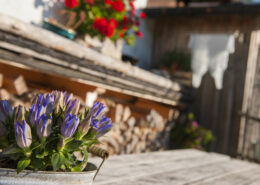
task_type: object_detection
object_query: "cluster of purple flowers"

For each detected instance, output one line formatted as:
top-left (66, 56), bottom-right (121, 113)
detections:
top-left (0, 91), bottom-right (112, 150)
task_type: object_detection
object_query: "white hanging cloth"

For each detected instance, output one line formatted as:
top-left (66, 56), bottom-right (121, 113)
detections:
top-left (189, 34), bottom-right (235, 89)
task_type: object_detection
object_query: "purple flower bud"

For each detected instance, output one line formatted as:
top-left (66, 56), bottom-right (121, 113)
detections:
top-left (0, 122), bottom-right (7, 137)
top-left (14, 105), bottom-right (26, 123)
top-left (77, 115), bottom-right (91, 136)
top-left (91, 116), bottom-right (112, 138)
top-left (65, 99), bottom-right (80, 116)
top-left (43, 94), bottom-right (53, 116)
top-left (37, 115), bottom-right (52, 139)
top-left (89, 101), bottom-right (106, 120)
top-left (15, 120), bottom-right (32, 149)
top-left (63, 92), bottom-right (73, 106)
top-left (29, 104), bottom-right (46, 127)
top-left (29, 104), bottom-right (37, 126)
top-left (32, 94), bottom-right (44, 105)
top-left (52, 91), bottom-right (64, 114)
top-left (61, 114), bottom-right (79, 139)
top-left (0, 100), bottom-right (13, 123)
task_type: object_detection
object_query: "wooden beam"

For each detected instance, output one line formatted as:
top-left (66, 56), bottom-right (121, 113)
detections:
top-left (0, 60), bottom-right (181, 110)
top-left (0, 13), bottom-right (181, 92)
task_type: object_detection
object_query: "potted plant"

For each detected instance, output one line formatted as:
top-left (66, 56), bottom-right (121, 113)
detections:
top-left (170, 113), bottom-right (214, 150)
top-left (160, 49), bottom-right (191, 76)
top-left (43, 0), bottom-right (145, 43)
top-left (42, 0), bottom-right (145, 59)
top-left (0, 91), bottom-right (112, 185)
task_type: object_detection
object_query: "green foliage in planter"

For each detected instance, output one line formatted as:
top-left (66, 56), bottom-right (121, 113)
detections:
top-left (0, 91), bottom-right (112, 173)
top-left (170, 113), bottom-right (214, 150)
top-left (160, 49), bottom-right (191, 71)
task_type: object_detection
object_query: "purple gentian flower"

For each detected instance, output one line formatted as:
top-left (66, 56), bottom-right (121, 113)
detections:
top-left (78, 115), bottom-right (91, 136)
top-left (65, 99), bottom-right (80, 116)
top-left (43, 94), bottom-right (53, 116)
top-left (52, 91), bottom-right (64, 114)
top-left (15, 120), bottom-right (32, 149)
top-left (92, 116), bottom-right (112, 138)
top-left (61, 114), bottom-right (79, 139)
top-left (29, 94), bottom-right (54, 127)
top-left (63, 92), bottom-right (73, 106)
top-left (37, 114), bottom-right (52, 139)
top-left (0, 100), bottom-right (13, 123)
top-left (14, 105), bottom-right (26, 124)
top-left (0, 122), bottom-right (7, 137)
top-left (29, 104), bottom-right (46, 127)
top-left (90, 101), bottom-right (106, 120)
top-left (32, 94), bottom-right (44, 105)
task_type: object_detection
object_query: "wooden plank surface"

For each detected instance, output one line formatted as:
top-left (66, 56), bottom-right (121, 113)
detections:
top-left (91, 150), bottom-right (260, 185)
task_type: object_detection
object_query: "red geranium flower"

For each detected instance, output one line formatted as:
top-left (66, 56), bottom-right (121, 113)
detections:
top-left (112, 0), bottom-right (125, 12)
top-left (105, 0), bottom-right (112, 5)
top-left (122, 26), bottom-right (128, 31)
top-left (109, 18), bottom-right (118, 28)
top-left (130, 2), bottom-right (135, 15)
top-left (105, 24), bottom-right (115, 38)
top-left (85, 0), bottom-right (94, 5)
top-left (65, 0), bottom-right (79, 9)
top-left (93, 17), bottom-right (115, 37)
top-left (93, 17), bottom-right (108, 35)
top-left (123, 16), bottom-right (128, 25)
top-left (119, 31), bottom-right (124, 38)
top-left (140, 12), bottom-right (146, 19)
top-left (136, 31), bottom-right (143, 38)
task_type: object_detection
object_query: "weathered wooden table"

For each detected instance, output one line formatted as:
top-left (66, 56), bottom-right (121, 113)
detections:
top-left (90, 149), bottom-right (260, 185)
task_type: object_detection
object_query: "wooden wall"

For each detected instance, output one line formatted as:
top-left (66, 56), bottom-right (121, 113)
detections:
top-left (152, 15), bottom-right (259, 67)
top-left (151, 14), bottom-right (260, 156)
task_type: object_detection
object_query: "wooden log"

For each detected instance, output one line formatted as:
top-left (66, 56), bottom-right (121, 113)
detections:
top-left (123, 106), bottom-right (131, 122)
top-left (0, 88), bottom-right (10, 100)
top-left (147, 132), bottom-right (157, 142)
top-left (115, 104), bottom-right (124, 123)
top-left (13, 75), bottom-right (28, 96)
top-left (127, 117), bottom-right (136, 128)
top-left (126, 136), bottom-right (139, 154)
top-left (133, 127), bottom-right (141, 137)
top-left (124, 128), bottom-right (133, 143)
top-left (119, 121), bottom-right (128, 132)
top-left (0, 73), bottom-right (3, 88)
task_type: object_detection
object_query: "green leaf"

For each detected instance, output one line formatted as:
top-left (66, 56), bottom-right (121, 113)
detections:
top-left (83, 139), bottom-right (100, 147)
top-left (71, 166), bottom-right (82, 172)
top-left (36, 152), bottom-right (46, 159)
top-left (2, 144), bottom-right (22, 155)
top-left (51, 152), bottom-right (65, 171)
top-left (82, 147), bottom-right (88, 163)
top-left (31, 158), bottom-right (45, 170)
top-left (64, 140), bottom-right (83, 152)
top-left (60, 164), bottom-right (66, 170)
top-left (82, 128), bottom-right (97, 140)
top-left (17, 158), bottom-right (31, 174)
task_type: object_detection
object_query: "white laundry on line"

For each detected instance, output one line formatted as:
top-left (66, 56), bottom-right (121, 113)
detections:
top-left (189, 34), bottom-right (235, 89)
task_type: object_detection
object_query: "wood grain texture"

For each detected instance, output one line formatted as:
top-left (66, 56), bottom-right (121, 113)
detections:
top-left (92, 150), bottom-right (260, 185)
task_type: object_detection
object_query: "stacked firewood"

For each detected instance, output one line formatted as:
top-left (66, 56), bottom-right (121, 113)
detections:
top-left (99, 103), bottom-right (179, 155)
top-left (0, 74), bottom-right (38, 107)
